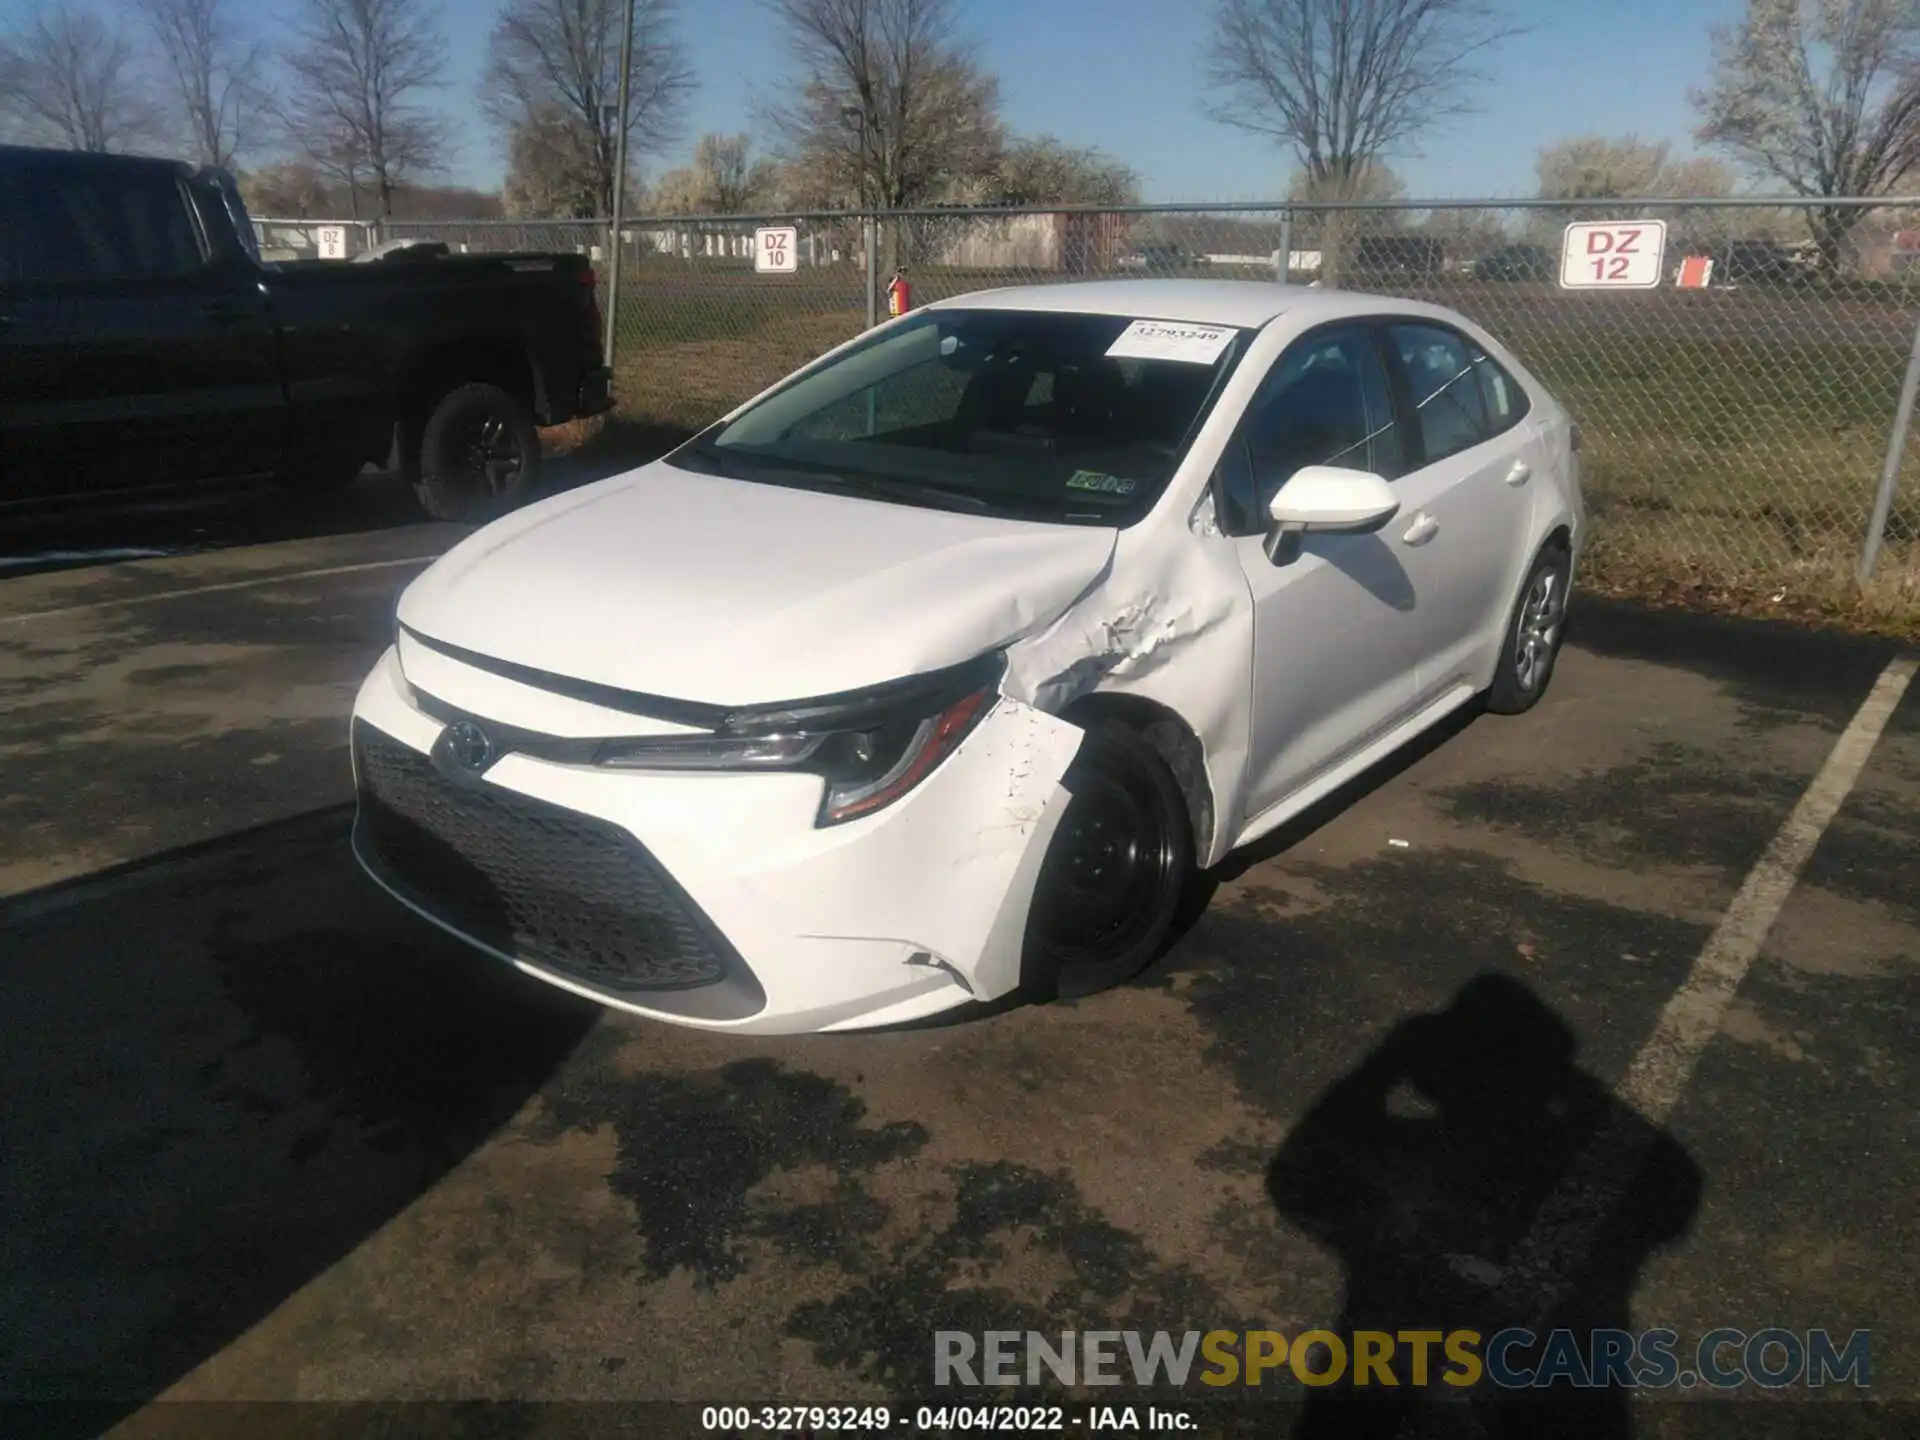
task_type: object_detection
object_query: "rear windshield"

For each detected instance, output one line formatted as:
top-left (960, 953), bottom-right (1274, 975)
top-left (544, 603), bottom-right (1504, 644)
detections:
top-left (672, 308), bottom-right (1249, 526)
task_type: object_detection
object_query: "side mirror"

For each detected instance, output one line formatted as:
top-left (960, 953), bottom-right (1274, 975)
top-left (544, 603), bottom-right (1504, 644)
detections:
top-left (1264, 465), bottom-right (1400, 563)
top-left (1268, 465), bottom-right (1400, 534)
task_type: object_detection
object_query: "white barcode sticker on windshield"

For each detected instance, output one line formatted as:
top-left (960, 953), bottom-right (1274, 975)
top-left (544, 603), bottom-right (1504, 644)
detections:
top-left (1105, 319), bottom-right (1237, 364)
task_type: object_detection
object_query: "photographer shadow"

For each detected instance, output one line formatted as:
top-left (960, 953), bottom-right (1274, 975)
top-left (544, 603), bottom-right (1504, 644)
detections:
top-left (1268, 973), bottom-right (1703, 1439)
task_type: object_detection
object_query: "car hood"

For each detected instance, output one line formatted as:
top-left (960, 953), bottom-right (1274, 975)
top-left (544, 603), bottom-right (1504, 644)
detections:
top-left (395, 460), bottom-right (1119, 709)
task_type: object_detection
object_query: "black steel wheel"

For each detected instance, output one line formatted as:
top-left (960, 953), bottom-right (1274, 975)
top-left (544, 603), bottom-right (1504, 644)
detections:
top-left (414, 382), bottom-right (540, 522)
top-left (1024, 722), bottom-right (1194, 1000)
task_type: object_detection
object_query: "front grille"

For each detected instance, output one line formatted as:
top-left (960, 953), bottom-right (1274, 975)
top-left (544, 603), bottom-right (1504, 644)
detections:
top-left (352, 721), bottom-right (739, 995)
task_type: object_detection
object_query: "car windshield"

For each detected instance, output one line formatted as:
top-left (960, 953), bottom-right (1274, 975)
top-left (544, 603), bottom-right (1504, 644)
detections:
top-left (673, 308), bottom-right (1249, 525)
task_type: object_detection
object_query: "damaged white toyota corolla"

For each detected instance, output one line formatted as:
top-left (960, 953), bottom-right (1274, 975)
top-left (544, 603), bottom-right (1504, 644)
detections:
top-left (350, 279), bottom-right (1584, 1033)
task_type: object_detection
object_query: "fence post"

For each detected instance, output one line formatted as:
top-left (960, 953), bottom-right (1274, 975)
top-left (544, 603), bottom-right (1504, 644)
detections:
top-left (1860, 309), bottom-right (1920, 583)
top-left (1276, 210), bottom-right (1292, 284)
top-left (863, 212), bottom-right (879, 327)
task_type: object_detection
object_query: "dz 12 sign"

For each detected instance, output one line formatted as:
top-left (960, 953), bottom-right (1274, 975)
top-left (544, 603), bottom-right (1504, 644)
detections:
top-left (1559, 221), bottom-right (1667, 289)
top-left (755, 226), bottom-right (798, 274)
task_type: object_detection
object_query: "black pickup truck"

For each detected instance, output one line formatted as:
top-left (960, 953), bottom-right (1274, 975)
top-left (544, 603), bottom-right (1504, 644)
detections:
top-left (0, 145), bottom-right (613, 521)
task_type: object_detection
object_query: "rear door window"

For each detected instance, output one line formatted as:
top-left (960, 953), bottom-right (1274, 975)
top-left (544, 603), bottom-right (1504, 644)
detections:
top-left (1387, 322), bottom-right (1503, 464)
top-left (18, 169), bottom-right (207, 284)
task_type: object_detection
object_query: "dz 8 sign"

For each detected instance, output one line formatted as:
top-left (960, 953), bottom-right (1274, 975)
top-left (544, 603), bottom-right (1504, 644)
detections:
top-left (1559, 221), bottom-right (1666, 289)
top-left (755, 226), bottom-right (798, 274)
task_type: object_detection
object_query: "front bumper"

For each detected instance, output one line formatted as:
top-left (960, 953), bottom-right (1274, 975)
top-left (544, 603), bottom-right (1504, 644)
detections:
top-left (348, 646), bottom-right (1083, 1034)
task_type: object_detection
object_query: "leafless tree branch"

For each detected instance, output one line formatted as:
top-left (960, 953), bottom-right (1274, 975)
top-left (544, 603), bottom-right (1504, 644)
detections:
top-left (1205, 0), bottom-right (1523, 195)
top-left (1693, 0), bottom-right (1920, 265)
top-left (757, 0), bottom-right (1004, 212)
top-left (0, 3), bottom-right (166, 153)
top-left (279, 0), bottom-right (451, 219)
top-left (131, 0), bottom-right (271, 168)
top-left (484, 0), bottom-right (694, 217)
top-left (651, 133), bottom-right (781, 213)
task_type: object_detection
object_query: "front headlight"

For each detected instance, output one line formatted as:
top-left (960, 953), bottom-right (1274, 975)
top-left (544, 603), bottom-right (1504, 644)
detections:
top-left (595, 653), bottom-right (1003, 827)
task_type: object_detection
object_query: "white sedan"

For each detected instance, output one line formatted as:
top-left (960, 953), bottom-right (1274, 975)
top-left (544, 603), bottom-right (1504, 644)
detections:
top-left (349, 279), bottom-right (1584, 1033)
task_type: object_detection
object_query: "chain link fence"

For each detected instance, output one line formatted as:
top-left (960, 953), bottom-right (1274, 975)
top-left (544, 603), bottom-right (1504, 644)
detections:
top-left (288, 199), bottom-right (1920, 613)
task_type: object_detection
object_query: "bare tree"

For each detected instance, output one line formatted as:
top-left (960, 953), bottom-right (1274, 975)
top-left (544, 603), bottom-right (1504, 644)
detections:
top-left (1287, 158), bottom-right (1406, 253)
top-left (1207, 0), bottom-right (1518, 279)
top-left (1532, 134), bottom-right (1742, 253)
top-left (760, 0), bottom-right (1005, 214)
top-left (483, 0), bottom-right (693, 218)
top-left (965, 135), bottom-right (1139, 206)
top-left (240, 158), bottom-right (329, 214)
top-left (1534, 135), bottom-right (1677, 202)
top-left (0, 3), bottom-right (164, 152)
top-left (280, 0), bottom-right (450, 219)
top-left (1206, 0), bottom-right (1520, 195)
top-left (500, 103), bottom-right (611, 217)
top-left (1694, 0), bottom-right (1920, 271)
top-left (131, 0), bottom-right (269, 168)
top-left (651, 132), bottom-right (780, 214)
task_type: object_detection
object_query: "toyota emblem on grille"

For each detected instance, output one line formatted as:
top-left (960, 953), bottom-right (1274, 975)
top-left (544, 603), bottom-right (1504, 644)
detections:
top-left (443, 720), bottom-right (495, 772)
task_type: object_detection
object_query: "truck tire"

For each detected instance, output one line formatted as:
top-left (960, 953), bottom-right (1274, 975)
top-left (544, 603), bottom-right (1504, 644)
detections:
top-left (414, 382), bottom-right (540, 522)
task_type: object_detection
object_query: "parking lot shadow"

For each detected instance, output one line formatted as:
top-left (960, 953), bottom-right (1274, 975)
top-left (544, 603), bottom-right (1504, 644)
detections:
top-left (1268, 973), bottom-right (1702, 1439)
top-left (0, 418), bottom-right (695, 577)
top-left (0, 806), bottom-right (599, 1433)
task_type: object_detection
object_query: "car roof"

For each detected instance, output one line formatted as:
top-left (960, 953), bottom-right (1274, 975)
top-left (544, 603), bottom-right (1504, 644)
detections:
top-left (924, 278), bottom-right (1438, 331)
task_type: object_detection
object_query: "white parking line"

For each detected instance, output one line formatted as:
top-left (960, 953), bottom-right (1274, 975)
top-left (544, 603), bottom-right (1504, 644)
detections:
top-left (1618, 652), bottom-right (1917, 1122)
top-left (1490, 653), bottom-right (1917, 1338)
top-left (0, 555), bottom-right (444, 626)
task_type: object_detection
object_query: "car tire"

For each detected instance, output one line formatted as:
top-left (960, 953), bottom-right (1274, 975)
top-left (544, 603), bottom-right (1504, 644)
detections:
top-left (1485, 541), bottom-right (1572, 715)
top-left (1023, 721), bottom-right (1195, 1001)
top-left (414, 382), bottom-right (540, 523)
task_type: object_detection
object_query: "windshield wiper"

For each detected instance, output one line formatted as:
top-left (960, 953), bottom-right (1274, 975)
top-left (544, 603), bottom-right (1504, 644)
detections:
top-left (754, 464), bottom-right (994, 513)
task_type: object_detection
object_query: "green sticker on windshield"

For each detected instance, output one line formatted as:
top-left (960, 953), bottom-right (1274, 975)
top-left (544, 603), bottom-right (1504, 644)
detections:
top-left (1066, 470), bottom-right (1137, 495)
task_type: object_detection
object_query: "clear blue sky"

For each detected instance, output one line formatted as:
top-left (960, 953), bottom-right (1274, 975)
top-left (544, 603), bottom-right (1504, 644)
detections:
top-left (6, 0), bottom-right (1744, 199)
top-left (451, 0), bottom-right (1743, 199)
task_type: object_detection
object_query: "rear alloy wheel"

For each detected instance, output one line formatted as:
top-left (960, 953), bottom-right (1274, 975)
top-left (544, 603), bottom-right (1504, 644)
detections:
top-left (1024, 722), bottom-right (1194, 1000)
top-left (414, 382), bottom-right (540, 522)
top-left (1486, 543), bottom-right (1572, 715)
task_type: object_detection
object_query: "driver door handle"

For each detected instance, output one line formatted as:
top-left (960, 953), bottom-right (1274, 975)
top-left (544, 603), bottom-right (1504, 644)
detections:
top-left (1506, 460), bottom-right (1532, 487)
top-left (1402, 512), bottom-right (1440, 546)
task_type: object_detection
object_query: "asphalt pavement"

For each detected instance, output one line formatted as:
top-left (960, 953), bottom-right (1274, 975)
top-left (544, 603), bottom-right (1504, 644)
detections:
top-left (1, 478), bottom-right (1916, 1439)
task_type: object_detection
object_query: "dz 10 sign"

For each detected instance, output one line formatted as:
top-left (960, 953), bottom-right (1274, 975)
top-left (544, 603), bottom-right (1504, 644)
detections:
top-left (755, 226), bottom-right (798, 274)
top-left (1559, 221), bottom-right (1666, 289)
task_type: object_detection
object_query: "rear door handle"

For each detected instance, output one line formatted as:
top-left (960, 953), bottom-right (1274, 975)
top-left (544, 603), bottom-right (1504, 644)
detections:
top-left (1402, 512), bottom-right (1440, 546)
top-left (1506, 460), bottom-right (1532, 487)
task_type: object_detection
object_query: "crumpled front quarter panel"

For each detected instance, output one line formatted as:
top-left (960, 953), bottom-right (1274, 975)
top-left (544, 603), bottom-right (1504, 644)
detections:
top-left (1001, 520), bottom-right (1257, 867)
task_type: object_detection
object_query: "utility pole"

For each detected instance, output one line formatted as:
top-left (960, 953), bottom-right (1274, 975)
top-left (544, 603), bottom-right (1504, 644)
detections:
top-left (602, 0), bottom-right (636, 368)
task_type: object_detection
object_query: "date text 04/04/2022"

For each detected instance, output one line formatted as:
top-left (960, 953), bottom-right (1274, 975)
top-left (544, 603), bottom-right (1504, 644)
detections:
top-left (700, 1403), bottom-right (1199, 1431)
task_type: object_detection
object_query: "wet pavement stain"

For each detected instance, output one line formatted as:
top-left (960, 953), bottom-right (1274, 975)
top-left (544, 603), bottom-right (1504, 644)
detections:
top-left (786, 1159), bottom-right (1252, 1408)
top-left (1797, 808), bottom-right (1920, 927)
top-left (533, 1058), bottom-right (928, 1288)
top-left (1435, 741), bottom-right (1803, 876)
top-left (1155, 847), bottom-right (1712, 1123)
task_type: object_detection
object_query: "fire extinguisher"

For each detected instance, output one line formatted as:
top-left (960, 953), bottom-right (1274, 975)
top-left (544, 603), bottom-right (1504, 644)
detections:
top-left (887, 270), bottom-right (912, 318)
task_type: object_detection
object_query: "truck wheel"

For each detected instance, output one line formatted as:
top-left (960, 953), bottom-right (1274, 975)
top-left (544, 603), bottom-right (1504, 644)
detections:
top-left (414, 383), bottom-right (540, 522)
